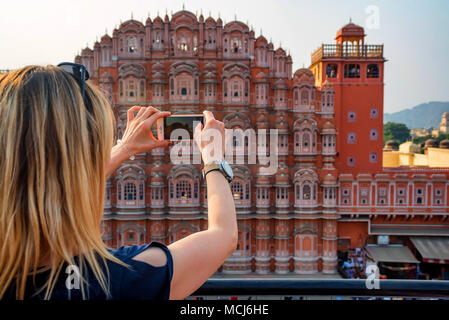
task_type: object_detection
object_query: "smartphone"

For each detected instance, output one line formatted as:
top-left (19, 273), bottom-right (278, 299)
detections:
top-left (157, 114), bottom-right (204, 141)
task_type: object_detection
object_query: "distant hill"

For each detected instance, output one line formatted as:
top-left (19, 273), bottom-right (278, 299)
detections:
top-left (384, 101), bottom-right (449, 129)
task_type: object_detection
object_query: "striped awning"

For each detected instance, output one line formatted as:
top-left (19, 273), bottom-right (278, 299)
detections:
top-left (410, 237), bottom-right (449, 264)
top-left (365, 245), bottom-right (419, 264)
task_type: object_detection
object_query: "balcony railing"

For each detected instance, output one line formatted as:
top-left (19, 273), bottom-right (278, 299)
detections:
top-left (311, 44), bottom-right (384, 64)
top-left (192, 279), bottom-right (449, 299)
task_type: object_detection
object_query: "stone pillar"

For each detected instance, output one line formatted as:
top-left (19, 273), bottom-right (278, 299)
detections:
top-left (322, 219), bottom-right (338, 274)
top-left (274, 219), bottom-right (290, 274)
top-left (255, 219), bottom-right (270, 274)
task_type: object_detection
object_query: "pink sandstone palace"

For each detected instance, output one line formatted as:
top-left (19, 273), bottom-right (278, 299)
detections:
top-left (74, 10), bottom-right (449, 277)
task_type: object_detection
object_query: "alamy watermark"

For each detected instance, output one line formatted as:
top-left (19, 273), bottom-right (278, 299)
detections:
top-left (365, 5), bottom-right (380, 30)
top-left (66, 265), bottom-right (80, 290)
top-left (365, 264), bottom-right (380, 290)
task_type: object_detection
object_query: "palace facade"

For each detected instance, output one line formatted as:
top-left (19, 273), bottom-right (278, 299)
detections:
top-left (75, 10), bottom-right (449, 276)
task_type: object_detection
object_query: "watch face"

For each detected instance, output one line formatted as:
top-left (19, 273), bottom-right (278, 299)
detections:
top-left (220, 161), bottom-right (233, 180)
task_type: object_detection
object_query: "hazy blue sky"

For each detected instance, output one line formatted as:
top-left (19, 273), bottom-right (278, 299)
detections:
top-left (1, 0), bottom-right (448, 113)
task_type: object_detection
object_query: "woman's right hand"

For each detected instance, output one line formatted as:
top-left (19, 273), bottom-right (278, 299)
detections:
top-left (194, 111), bottom-right (226, 164)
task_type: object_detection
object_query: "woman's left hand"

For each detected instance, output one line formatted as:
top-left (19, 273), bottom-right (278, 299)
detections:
top-left (120, 106), bottom-right (171, 155)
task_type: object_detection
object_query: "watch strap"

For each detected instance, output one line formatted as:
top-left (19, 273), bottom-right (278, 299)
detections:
top-left (202, 162), bottom-right (231, 182)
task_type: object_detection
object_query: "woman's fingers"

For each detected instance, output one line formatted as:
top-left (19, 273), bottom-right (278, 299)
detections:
top-left (145, 111), bottom-right (171, 128)
top-left (152, 140), bottom-right (171, 148)
top-left (203, 110), bottom-right (215, 123)
top-left (127, 106), bottom-right (141, 124)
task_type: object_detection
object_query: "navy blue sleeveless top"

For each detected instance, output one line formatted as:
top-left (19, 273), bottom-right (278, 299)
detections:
top-left (4, 241), bottom-right (173, 300)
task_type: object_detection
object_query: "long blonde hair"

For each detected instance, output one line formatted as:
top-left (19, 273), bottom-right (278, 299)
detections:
top-left (0, 65), bottom-right (124, 299)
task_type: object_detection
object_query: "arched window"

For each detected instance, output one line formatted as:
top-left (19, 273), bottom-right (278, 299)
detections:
top-left (233, 80), bottom-right (239, 97)
top-left (117, 183), bottom-right (122, 201)
top-left (231, 181), bottom-right (243, 200)
top-left (124, 183), bottom-right (137, 200)
top-left (176, 180), bottom-right (192, 199)
top-left (140, 80), bottom-right (145, 98)
top-left (302, 132), bottom-right (310, 148)
top-left (119, 80), bottom-right (123, 97)
top-left (223, 80), bottom-right (228, 97)
top-left (127, 36), bottom-right (138, 53)
top-left (139, 183), bottom-right (144, 201)
top-left (303, 184), bottom-right (311, 200)
top-left (300, 89), bottom-right (309, 106)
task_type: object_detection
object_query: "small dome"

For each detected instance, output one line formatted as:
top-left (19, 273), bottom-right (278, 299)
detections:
top-left (293, 68), bottom-right (315, 84)
top-left (424, 139), bottom-right (438, 148)
top-left (294, 68), bottom-right (313, 78)
top-left (153, 16), bottom-right (163, 24)
top-left (255, 35), bottom-right (268, 46)
top-left (336, 21), bottom-right (365, 39)
top-left (205, 16), bottom-right (216, 25)
top-left (384, 140), bottom-right (399, 151)
top-left (100, 34), bottom-right (112, 43)
top-left (439, 139), bottom-right (449, 149)
top-left (275, 47), bottom-right (286, 56)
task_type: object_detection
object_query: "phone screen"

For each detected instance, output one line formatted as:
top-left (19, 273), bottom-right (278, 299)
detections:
top-left (162, 115), bottom-right (204, 141)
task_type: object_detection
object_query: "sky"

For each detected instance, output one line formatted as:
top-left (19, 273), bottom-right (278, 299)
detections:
top-left (0, 0), bottom-right (448, 113)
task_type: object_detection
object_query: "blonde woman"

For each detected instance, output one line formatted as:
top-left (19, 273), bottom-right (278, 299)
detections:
top-left (0, 65), bottom-right (237, 300)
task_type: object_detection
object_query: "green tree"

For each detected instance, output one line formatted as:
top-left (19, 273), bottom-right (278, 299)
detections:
top-left (383, 122), bottom-right (410, 144)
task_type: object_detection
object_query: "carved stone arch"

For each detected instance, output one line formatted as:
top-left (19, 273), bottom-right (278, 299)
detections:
top-left (117, 222), bottom-right (146, 234)
top-left (168, 222), bottom-right (200, 234)
top-left (293, 222), bottom-right (318, 235)
top-left (118, 20), bottom-right (145, 34)
top-left (168, 164), bottom-right (201, 180)
top-left (293, 168), bottom-right (319, 183)
top-left (116, 164), bottom-right (147, 182)
top-left (223, 112), bottom-right (252, 130)
top-left (171, 10), bottom-right (198, 26)
top-left (169, 61), bottom-right (200, 76)
top-left (150, 62), bottom-right (167, 84)
top-left (293, 68), bottom-right (315, 86)
top-left (293, 118), bottom-right (318, 131)
top-left (223, 21), bottom-right (249, 33)
top-left (168, 222), bottom-right (200, 242)
top-left (222, 63), bottom-right (251, 79)
top-left (118, 63), bottom-right (147, 79)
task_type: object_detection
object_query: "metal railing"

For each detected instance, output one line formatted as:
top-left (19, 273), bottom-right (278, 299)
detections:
top-left (192, 279), bottom-right (449, 299)
top-left (311, 44), bottom-right (384, 64)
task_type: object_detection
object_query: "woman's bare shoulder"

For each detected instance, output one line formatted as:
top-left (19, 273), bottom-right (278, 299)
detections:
top-left (132, 246), bottom-right (168, 267)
